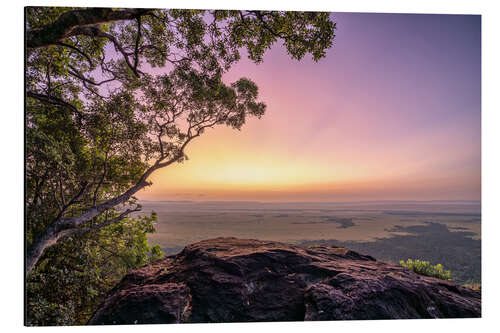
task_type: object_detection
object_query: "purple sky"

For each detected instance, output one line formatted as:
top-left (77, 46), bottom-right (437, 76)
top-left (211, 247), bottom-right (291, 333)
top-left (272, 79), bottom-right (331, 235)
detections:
top-left (140, 12), bottom-right (481, 202)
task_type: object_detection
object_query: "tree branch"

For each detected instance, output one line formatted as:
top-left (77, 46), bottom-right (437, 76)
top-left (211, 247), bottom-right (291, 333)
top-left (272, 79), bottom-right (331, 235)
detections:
top-left (27, 91), bottom-right (82, 118)
top-left (93, 152), bottom-right (108, 206)
top-left (54, 181), bottom-right (89, 221)
top-left (69, 26), bottom-right (140, 77)
top-left (26, 205), bottom-right (140, 275)
top-left (55, 42), bottom-right (93, 66)
top-left (26, 8), bottom-right (152, 48)
top-left (59, 205), bottom-right (141, 239)
top-left (133, 17), bottom-right (142, 72)
top-left (26, 143), bottom-right (188, 275)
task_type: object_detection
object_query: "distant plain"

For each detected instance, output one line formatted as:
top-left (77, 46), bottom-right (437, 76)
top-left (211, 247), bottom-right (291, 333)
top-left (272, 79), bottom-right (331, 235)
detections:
top-left (136, 200), bottom-right (481, 283)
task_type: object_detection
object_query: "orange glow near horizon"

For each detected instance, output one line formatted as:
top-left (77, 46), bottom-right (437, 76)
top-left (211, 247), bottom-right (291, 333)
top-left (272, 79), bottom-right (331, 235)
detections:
top-left (137, 13), bottom-right (480, 202)
top-left (137, 115), bottom-right (480, 202)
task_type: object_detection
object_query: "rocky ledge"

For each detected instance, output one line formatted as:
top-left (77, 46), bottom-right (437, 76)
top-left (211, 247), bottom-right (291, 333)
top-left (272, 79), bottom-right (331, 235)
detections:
top-left (89, 237), bottom-right (481, 324)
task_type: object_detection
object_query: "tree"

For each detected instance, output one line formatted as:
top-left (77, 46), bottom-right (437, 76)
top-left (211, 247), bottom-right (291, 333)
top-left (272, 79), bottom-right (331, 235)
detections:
top-left (26, 213), bottom-right (164, 325)
top-left (25, 7), bottom-right (336, 276)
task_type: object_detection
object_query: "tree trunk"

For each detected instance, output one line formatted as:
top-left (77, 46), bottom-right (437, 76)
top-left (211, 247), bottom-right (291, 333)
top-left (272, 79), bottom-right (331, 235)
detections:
top-left (26, 224), bottom-right (60, 274)
top-left (25, 165), bottom-right (155, 275)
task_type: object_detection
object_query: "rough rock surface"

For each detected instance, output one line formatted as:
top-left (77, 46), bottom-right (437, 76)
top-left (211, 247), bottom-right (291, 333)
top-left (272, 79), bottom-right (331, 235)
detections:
top-left (89, 237), bottom-right (481, 324)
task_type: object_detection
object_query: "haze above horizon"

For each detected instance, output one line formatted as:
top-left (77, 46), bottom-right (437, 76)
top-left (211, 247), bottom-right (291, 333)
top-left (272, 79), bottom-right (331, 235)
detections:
top-left (138, 12), bottom-right (481, 203)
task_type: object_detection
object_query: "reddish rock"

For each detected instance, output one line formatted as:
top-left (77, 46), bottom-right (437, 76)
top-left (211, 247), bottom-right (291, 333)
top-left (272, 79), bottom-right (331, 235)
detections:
top-left (89, 237), bottom-right (481, 324)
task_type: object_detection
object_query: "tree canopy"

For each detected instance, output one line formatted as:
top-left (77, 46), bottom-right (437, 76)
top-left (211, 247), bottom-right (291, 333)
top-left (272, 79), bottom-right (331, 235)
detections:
top-left (25, 7), bottom-right (336, 325)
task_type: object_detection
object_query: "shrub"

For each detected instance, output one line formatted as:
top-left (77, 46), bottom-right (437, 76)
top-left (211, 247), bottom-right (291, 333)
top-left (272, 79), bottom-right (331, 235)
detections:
top-left (400, 259), bottom-right (452, 281)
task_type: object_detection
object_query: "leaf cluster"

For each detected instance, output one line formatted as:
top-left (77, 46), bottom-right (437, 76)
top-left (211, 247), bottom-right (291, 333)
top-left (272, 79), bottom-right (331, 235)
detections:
top-left (400, 258), bottom-right (452, 281)
top-left (26, 212), bottom-right (163, 326)
top-left (25, 7), bottom-right (336, 325)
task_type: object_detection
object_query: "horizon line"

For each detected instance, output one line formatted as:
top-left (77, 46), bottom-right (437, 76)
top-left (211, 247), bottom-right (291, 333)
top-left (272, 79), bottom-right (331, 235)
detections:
top-left (136, 199), bottom-right (481, 204)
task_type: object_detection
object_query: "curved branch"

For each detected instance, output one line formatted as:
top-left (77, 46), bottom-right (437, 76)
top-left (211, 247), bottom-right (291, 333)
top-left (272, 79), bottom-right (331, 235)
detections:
top-left (26, 205), bottom-right (140, 275)
top-left (26, 8), bottom-right (152, 48)
top-left (25, 148), bottom-right (186, 275)
top-left (27, 91), bottom-right (82, 118)
top-left (69, 26), bottom-right (140, 77)
top-left (59, 205), bottom-right (141, 239)
top-left (248, 11), bottom-right (287, 39)
top-left (55, 42), bottom-right (93, 65)
top-left (54, 181), bottom-right (89, 221)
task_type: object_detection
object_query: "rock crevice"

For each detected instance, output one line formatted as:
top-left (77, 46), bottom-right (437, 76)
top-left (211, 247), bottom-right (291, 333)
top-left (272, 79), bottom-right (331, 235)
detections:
top-left (89, 237), bottom-right (481, 324)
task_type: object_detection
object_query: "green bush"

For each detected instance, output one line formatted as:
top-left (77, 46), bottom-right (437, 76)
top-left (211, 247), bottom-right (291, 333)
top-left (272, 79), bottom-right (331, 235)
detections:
top-left (400, 259), bottom-right (452, 281)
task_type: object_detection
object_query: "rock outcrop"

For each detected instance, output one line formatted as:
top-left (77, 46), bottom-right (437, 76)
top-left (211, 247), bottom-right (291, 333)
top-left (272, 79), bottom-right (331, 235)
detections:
top-left (89, 237), bottom-right (481, 324)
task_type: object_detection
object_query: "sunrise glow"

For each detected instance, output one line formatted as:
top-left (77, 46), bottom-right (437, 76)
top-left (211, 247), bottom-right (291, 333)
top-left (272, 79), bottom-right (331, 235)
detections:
top-left (138, 13), bottom-right (480, 202)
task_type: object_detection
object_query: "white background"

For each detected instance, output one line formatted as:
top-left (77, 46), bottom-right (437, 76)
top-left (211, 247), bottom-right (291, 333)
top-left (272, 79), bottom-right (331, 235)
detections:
top-left (2, 0), bottom-right (498, 332)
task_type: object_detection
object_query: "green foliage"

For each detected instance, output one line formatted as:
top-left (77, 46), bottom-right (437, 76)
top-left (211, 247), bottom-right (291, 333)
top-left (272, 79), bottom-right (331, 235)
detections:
top-left (400, 259), bottom-right (452, 281)
top-left (306, 222), bottom-right (480, 284)
top-left (25, 7), bottom-right (335, 325)
top-left (26, 213), bottom-right (163, 326)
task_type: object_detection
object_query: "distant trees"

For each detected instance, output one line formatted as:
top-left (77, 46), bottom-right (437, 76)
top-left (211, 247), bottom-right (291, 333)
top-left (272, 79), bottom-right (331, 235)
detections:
top-left (25, 7), bottom-right (335, 324)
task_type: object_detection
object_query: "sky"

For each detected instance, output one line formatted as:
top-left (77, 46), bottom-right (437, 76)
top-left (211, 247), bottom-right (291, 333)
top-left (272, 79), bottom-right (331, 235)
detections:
top-left (138, 12), bottom-right (481, 202)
